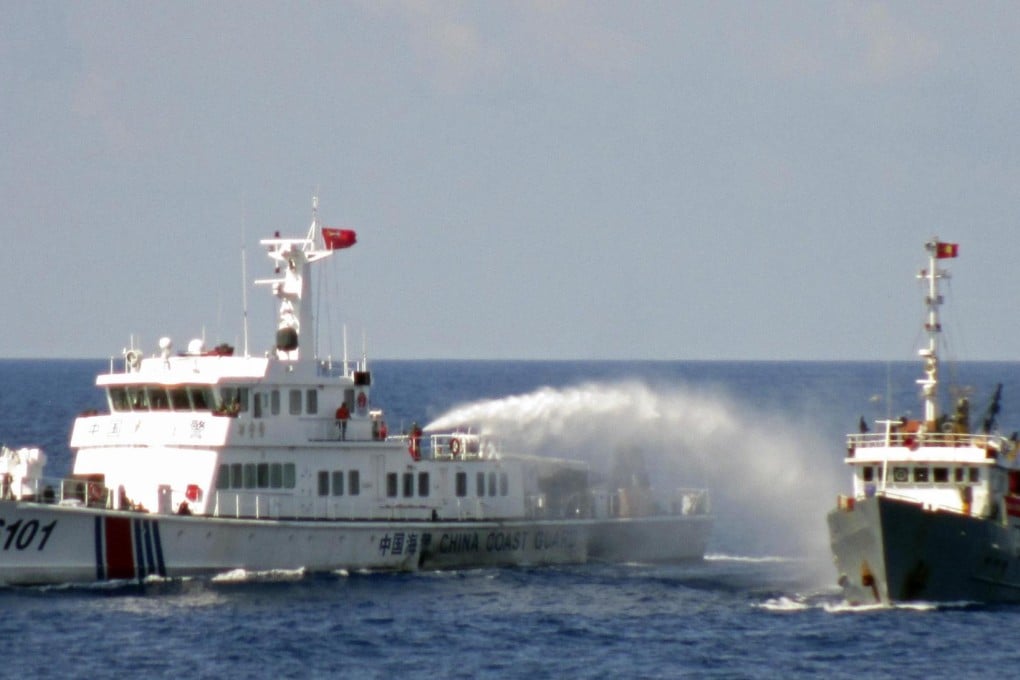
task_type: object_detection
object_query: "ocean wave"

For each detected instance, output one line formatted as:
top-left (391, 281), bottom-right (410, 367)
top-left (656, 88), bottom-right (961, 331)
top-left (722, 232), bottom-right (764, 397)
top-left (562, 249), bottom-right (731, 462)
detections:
top-left (210, 567), bottom-right (306, 583)
top-left (704, 553), bottom-right (796, 563)
top-left (757, 593), bottom-right (976, 613)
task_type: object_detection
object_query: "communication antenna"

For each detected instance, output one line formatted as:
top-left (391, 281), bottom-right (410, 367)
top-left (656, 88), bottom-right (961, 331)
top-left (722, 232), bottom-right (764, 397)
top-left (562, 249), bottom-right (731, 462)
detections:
top-left (362, 329), bottom-right (368, 372)
top-left (343, 324), bottom-right (349, 377)
top-left (241, 200), bottom-right (250, 357)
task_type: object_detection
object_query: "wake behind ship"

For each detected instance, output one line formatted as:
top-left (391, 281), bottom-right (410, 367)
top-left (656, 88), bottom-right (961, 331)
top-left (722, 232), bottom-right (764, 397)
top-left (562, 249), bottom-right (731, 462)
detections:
top-left (0, 198), bottom-right (710, 586)
top-left (829, 239), bottom-right (1020, 604)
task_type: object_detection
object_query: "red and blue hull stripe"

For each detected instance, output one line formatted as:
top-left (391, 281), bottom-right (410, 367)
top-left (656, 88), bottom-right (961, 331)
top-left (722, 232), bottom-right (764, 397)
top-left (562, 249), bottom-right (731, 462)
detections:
top-left (94, 515), bottom-right (166, 581)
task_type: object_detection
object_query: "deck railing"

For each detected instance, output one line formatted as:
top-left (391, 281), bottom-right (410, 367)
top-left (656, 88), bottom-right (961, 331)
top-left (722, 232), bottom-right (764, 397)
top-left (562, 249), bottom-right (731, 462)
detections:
top-left (847, 431), bottom-right (1011, 452)
top-left (2, 476), bottom-right (113, 508)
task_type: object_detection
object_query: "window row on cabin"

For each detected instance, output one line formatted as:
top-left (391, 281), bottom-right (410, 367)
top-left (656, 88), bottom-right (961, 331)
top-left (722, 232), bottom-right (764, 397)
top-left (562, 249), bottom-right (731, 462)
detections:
top-left (379, 470), bottom-right (509, 499)
top-left (316, 469), bottom-right (362, 497)
top-left (454, 471), bottom-right (510, 498)
top-left (861, 465), bottom-right (981, 484)
top-left (385, 472), bottom-right (431, 498)
top-left (108, 385), bottom-right (326, 417)
top-left (215, 462), bottom-right (297, 490)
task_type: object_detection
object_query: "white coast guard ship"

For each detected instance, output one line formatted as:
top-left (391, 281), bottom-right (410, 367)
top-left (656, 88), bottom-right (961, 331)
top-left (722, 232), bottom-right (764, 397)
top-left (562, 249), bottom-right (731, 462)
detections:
top-left (0, 200), bottom-right (710, 586)
top-left (829, 239), bottom-right (1020, 604)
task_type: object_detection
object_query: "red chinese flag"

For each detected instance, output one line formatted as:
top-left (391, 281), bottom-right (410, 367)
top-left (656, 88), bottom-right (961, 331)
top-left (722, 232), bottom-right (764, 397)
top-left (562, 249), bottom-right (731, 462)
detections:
top-left (322, 228), bottom-right (357, 250)
top-left (936, 242), bottom-right (959, 259)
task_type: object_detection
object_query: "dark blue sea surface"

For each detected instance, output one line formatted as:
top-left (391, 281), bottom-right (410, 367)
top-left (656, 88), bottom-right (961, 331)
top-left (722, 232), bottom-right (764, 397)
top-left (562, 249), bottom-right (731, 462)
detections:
top-left (2, 359), bottom-right (1019, 678)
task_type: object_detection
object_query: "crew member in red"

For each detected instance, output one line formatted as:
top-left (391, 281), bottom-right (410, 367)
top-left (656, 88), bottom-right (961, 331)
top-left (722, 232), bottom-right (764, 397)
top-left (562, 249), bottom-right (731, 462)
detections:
top-left (336, 402), bottom-right (350, 440)
top-left (409, 422), bottom-right (422, 460)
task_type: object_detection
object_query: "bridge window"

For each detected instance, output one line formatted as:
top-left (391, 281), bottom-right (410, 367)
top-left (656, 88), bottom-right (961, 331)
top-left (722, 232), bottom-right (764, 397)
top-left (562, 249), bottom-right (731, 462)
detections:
top-left (289, 390), bottom-right (302, 415)
top-left (109, 387), bottom-right (129, 411)
top-left (403, 473), bottom-right (414, 498)
top-left (387, 472), bottom-right (398, 497)
top-left (456, 472), bottom-right (467, 497)
top-left (500, 472), bottom-right (508, 496)
top-left (348, 470), bottom-right (360, 496)
top-left (476, 472), bottom-right (485, 497)
top-left (933, 467), bottom-right (949, 483)
top-left (170, 387), bottom-right (191, 410)
top-left (913, 467), bottom-right (929, 483)
top-left (418, 472), bottom-right (429, 497)
top-left (488, 472), bottom-right (497, 496)
top-left (190, 387), bottom-right (214, 411)
top-left (318, 471), bottom-right (329, 496)
top-left (127, 386), bottom-right (149, 410)
top-left (148, 387), bottom-right (170, 410)
top-left (110, 384), bottom-right (238, 412)
top-left (892, 467), bottom-right (908, 483)
top-left (332, 471), bottom-right (344, 496)
top-left (216, 464), bottom-right (229, 490)
top-left (219, 387), bottom-right (248, 414)
top-left (862, 466), bottom-right (874, 482)
top-left (969, 468), bottom-right (980, 483)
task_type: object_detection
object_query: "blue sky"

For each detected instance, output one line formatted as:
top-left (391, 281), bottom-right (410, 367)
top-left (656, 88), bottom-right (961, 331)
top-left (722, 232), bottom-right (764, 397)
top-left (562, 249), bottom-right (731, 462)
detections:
top-left (2, 2), bottom-right (1018, 360)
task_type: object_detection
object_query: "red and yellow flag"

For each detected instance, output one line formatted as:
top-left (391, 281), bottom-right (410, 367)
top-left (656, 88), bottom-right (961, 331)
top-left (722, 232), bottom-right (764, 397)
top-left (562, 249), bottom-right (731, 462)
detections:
top-left (935, 242), bottom-right (959, 259)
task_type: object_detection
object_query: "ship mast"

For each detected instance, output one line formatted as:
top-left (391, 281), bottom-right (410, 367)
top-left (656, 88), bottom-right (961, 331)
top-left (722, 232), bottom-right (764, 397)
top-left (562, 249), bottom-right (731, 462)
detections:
top-left (255, 196), bottom-right (334, 361)
top-left (917, 238), bottom-right (952, 427)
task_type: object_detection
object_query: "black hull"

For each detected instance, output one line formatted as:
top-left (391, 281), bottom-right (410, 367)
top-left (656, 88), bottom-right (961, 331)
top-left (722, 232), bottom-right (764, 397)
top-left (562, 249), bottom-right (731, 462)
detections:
top-left (828, 495), bottom-right (1020, 604)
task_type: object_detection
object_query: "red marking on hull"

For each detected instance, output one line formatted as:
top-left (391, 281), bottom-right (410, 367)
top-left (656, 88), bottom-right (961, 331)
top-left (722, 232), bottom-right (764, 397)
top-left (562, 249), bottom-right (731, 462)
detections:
top-left (104, 516), bottom-right (135, 580)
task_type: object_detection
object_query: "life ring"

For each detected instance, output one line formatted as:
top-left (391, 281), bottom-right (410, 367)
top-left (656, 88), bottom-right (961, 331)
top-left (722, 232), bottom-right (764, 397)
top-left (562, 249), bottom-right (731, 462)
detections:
top-left (449, 438), bottom-right (461, 456)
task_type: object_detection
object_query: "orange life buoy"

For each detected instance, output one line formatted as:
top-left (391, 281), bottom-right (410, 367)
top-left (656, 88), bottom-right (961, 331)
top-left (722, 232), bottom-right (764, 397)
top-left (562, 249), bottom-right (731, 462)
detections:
top-left (450, 438), bottom-right (461, 456)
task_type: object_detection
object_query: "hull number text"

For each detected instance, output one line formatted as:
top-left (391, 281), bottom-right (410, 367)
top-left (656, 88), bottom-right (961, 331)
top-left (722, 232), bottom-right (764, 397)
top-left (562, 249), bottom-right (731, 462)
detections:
top-left (0, 518), bottom-right (58, 551)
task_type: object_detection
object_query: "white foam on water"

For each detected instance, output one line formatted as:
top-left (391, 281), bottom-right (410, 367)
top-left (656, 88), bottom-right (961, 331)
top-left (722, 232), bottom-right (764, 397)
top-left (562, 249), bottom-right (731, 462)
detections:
top-left (704, 553), bottom-right (794, 564)
top-left (211, 566), bottom-right (306, 583)
top-left (757, 595), bottom-right (813, 612)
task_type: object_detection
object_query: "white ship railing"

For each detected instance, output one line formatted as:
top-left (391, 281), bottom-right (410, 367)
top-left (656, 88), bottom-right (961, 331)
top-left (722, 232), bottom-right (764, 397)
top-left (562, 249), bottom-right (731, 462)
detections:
top-left (847, 431), bottom-right (1012, 451)
top-left (3, 476), bottom-right (113, 508)
top-left (385, 433), bottom-right (502, 461)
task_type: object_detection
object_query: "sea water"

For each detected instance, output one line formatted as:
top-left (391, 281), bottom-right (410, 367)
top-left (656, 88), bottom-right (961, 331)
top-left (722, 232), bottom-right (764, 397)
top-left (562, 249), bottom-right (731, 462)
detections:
top-left (1, 359), bottom-right (1018, 678)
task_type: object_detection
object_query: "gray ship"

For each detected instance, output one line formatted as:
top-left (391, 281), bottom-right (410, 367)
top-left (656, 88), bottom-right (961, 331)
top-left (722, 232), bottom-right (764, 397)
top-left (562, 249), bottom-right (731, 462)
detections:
top-left (828, 239), bottom-right (1020, 604)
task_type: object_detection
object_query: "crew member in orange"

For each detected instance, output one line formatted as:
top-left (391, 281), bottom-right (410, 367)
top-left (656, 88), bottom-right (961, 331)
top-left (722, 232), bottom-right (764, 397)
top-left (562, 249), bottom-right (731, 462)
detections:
top-left (336, 402), bottom-right (350, 440)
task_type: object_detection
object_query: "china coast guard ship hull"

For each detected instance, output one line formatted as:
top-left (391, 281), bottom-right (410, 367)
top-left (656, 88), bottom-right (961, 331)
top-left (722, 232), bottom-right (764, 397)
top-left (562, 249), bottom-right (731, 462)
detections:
top-left (828, 239), bottom-right (1020, 604)
top-left (0, 200), bottom-right (710, 586)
